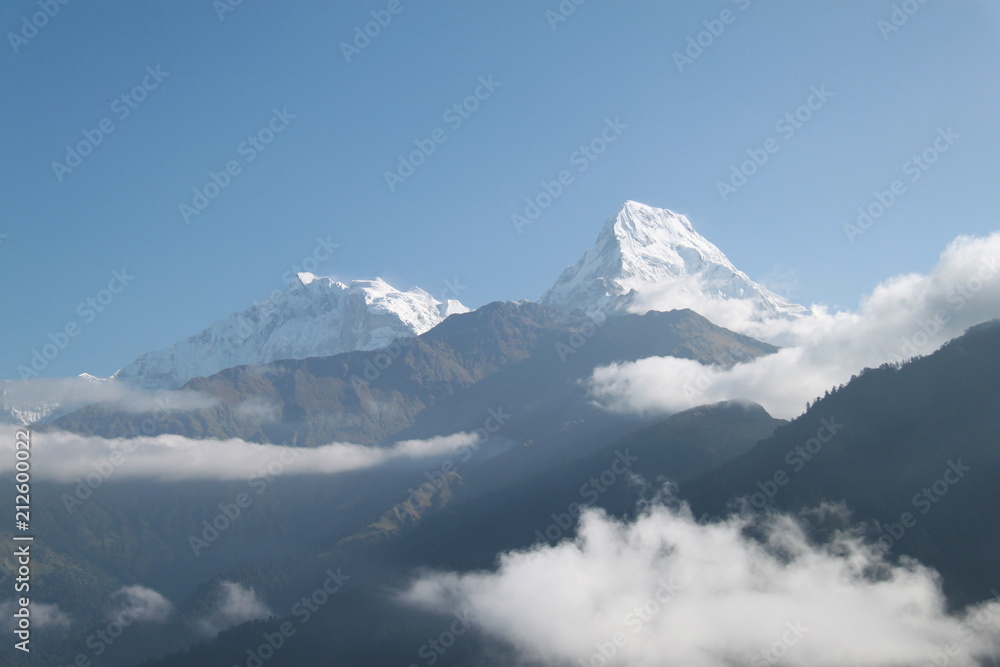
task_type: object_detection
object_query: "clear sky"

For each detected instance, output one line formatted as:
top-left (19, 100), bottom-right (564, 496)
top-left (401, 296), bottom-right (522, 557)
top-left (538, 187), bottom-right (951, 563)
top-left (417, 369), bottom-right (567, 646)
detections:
top-left (2, 0), bottom-right (998, 379)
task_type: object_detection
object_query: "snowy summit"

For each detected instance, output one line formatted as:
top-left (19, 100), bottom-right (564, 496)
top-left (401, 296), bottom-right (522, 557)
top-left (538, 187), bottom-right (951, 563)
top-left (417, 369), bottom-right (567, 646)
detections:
top-left (114, 276), bottom-right (469, 390)
top-left (541, 200), bottom-right (806, 321)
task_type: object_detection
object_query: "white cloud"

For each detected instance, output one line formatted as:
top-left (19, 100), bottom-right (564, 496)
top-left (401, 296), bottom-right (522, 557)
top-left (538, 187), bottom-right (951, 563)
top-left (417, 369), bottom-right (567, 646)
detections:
top-left (195, 581), bottom-right (271, 637)
top-left (628, 272), bottom-right (770, 328)
top-left (759, 263), bottom-right (801, 302)
top-left (0, 600), bottom-right (72, 631)
top-left (1, 375), bottom-right (216, 425)
top-left (592, 233), bottom-right (1000, 418)
top-left (234, 397), bottom-right (281, 422)
top-left (110, 585), bottom-right (173, 625)
top-left (404, 501), bottom-right (1000, 667)
top-left (0, 426), bottom-right (480, 482)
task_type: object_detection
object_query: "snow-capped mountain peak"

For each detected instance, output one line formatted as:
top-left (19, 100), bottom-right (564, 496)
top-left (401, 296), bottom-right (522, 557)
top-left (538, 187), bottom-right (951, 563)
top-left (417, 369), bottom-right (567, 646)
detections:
top-left (114, 276), bottom-right (470, 390)
top-left (540, 200), bottom-right (805, 320)
top-left (608, 200), bottom-right (733, 281)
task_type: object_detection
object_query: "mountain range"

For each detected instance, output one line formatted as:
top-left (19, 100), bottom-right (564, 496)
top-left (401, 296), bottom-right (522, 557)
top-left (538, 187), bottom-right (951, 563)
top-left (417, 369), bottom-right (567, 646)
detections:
top-left (117, 321), bottom-right (1000, 666)
top-left (114, 275), bottom-right (470, 391)
top-left (4, 200), bottom-right (797, 427)
top-left (3, 201), bottom-right (999, 667)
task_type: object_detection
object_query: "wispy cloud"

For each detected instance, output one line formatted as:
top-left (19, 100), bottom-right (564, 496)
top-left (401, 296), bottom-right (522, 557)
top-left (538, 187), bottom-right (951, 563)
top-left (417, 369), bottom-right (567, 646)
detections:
top-left (592, 233), bottom-right (1000, 418)
top-left (0, 600), bottom-right (72, 631)
top-left (0, 426), bottom-right (480, 482)
top-left (110, 585), bottom-right (173, 625)
top-left (1, 376), bottom-right (216, 424)
top-left (234, 396), bottom-right (281, 421)
top-left (195, 581), bottom-right (271, 637)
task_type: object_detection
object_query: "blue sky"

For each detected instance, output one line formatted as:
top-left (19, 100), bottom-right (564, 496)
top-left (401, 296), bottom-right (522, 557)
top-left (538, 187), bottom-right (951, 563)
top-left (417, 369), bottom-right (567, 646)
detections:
top-left (2, 0), bottom-right (998, 379)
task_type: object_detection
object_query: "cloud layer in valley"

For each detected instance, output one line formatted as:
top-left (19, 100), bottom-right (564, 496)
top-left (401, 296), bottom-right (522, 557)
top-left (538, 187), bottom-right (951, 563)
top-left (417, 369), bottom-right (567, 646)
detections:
top-left (0, 426), bottom-right (481, 482)
top-left (591, 233), bottom-right (1000, 419)
top-left (404, 501), bottom-right (1000, 667)
top-left (0, 375), bottom-right (217, 425)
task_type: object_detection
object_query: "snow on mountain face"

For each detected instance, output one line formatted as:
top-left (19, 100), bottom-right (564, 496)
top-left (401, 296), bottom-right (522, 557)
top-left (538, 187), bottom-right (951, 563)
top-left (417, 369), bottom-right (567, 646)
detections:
top-left (115, 275), bottom-right (470, 390)
top-left (540, 201), bottom-right (806, 321)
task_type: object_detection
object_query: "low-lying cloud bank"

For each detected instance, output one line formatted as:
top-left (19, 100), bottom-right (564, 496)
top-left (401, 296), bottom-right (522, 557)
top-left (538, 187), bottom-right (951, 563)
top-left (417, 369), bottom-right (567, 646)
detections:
top-left (0, 375), bottom-right (216, 425)
top-left (404, 501), bottom-right (1000, 667)
top-left (592, 233), bottom-right (1000, 419)
top-left (0, 427), bottom-right (480, 482)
